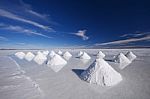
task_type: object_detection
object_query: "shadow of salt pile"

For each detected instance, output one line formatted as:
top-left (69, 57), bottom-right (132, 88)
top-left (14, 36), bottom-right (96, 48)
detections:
top-left (72, 69), bottom-right (84, 78)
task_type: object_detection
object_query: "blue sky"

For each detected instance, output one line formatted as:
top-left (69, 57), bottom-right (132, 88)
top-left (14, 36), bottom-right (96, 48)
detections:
top-left (0, 0), bottom-right (150, 49)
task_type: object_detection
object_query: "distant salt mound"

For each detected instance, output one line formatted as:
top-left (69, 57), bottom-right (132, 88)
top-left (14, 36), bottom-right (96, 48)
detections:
top-left (77, 51), bottom-right (83, 57)
top-left (80, 58), bottom-right (122, 86)
top-left (49, 50), bottom-right (56, 58)
top-left (58, 50), bottom-right (63, 55)
top-left (97, 51), bottom-right (105, 58)
top-left (80, 52), bottom-right (91, 59)
top-left (47, 54), bottom-right (67, 72)
top-left (125, 51), bottom-right (136, 61)
top-left (114, 53), bottom-right (131, 69)
top-left (15, 52), bottom-right (25, 59)
top-left (63, 51), bottom-right (72, 58)
top-left (24, 52), bottom-right (35, 61)
top-left (34, 52), bottom-right (47, 65)
top-left (42, 50), bottom-right (49, 56)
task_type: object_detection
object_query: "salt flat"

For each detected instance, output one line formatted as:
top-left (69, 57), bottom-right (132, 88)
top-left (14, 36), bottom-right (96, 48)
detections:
top-left (0, 49), bottom-right (150, 99)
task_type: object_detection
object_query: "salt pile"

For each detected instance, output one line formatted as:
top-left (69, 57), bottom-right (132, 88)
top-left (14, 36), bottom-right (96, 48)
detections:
top-left (77, 51), bottom-right (83, 57)
top-left (49, 50), bottom-right (56, 58)
top-left (42, 50), bottom-right (49, 56)
top-left (97, 51), bottom-right (105, 58)
top-left (80, 58), bottom-right (122, 86)
top-left (58, 50), bottom-right (63, 55)
top-left (80, 52), bottom-right (91, 59)
top-left (24, 52), bottom-right (35, 61)
top-left (47, 54), bottom-right (67, 72)
top-left (15, 52), bottom-right (25, 59)
top-left (114, 53), bottom-right (131, 69)
top-left (63, 51), bottom-right (72, 58)
top-left (125, 51), bottom-right (136, 61)
top-left (34, 52), bottom-right (47, 65)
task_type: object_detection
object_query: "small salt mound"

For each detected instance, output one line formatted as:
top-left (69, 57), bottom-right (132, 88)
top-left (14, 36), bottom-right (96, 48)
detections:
top-left (80, 52), bottom-right (91, 59)
top-left (77, 51), bottom-right (83, 57)
top-left (114, 53), bottom-right (131, 69)
top-left (97, 51), bottom-right (105, 58)
top-left (47, 54), bottom-right (67, 72)
top-left (80, 58), bottom-right (122, 86)
top-left (49, 50), bottom-right (56, 58)
top-left (125, 51), bottom-right (136, 61)
top-left (24, 52), bottom-right (35, 61)
top-left (42, 50), bottom-right (49, 56)
top-left (63, 51), bottom-right (72, 58)
top-left (58, 50), bottom-right (63, 55)
top-left (15, 52), bottom-right (25, 59)
top-left (34, 52), bottom-right (47, 65)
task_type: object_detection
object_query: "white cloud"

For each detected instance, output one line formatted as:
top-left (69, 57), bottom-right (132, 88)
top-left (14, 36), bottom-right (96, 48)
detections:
top-left (0, 9), bottom-right (54, 32)
top-left (0, 24), bottom-right (52, 39)
top-left (0, 36), bottom-right (8, 41)
top-left (95, 35), bottom-right (150, 46)
top-left (71, 30), bottom-right (89, 40)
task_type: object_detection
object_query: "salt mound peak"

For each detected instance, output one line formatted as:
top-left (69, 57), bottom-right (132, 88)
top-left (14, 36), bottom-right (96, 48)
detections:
top-left (114, 53), bottom-right (131, 69)
top-left (34, 52), bottom-right (47, 65)
top-left (63, 51), bottom-right (72, 58)
top-left (80, 58), bottom-right (122, 86)
top-left (15, 52), bottom-right (25, 59)
top-left (49, 50), bottom-right (56, 58)
top-left (24, 52), bottom-right (35, 61)
top-left (58, 50), bottom-right (63, 55)
top-left (97, 51), bottom-right (105, 58)
top-left (80, 52), bottom-right (91, 59)
top-left (42, 50), bottom-right (49, 56)
top-left (77, 51), bottom-right (83, 57)
top-left (125, 51), bottom-right (136, 61)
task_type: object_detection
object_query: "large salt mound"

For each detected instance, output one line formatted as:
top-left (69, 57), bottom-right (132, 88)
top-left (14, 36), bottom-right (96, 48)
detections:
top-left (58, 50), bottom-right (63, 55)
top-left (63, 51), bottom-right (72, 58)
top-left (114, 53), bottom-right (131, 69)
top-left (15, 52), bottom-right (25, 59)
top-left (125, 51), bottom-right (136, 61)
top-left (24, 52), bottom-right (35, 61)
top-left (47, 54), bottom-right (67, 72)
top-left (97, 51), bottom-right (105, 58)
top-left (34, 52), bottom-right (47, 65)
top-left (80, 58), bottom-right (122, 86)
top-left (42, 50), bottom-right (49, 56)
top-left (77, 51), bottom-right (83, 57)
top-left (80, 52), bottom-right (91, 59)
top-left (49, 50), bottom-right (56, 58)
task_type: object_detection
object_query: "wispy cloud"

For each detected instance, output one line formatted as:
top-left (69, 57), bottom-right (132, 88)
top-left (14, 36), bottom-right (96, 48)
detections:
top-left (0, 36), bottom-right (8, 41)
top-left (0, 9), bottom-right (54, 32)
top-left (0, 24), bottom-right (52, 39)
top-left (95, 34), bottom-right (150, 46)
top-left (70, 30), bottom-right (89, 40)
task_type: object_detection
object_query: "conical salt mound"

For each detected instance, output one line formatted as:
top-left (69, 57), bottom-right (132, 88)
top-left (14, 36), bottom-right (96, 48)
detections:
top-left (34, 52), bottom-right (47, 65)
top-left (47, 54), bottom-right (67, 72)
top-left (114, 53), bottom-right (131, 69)
top-left (24, 52), bottom-right (35, 61)
top-left (80, 52), bottom-right (91, 59)
top-left (63, 51), bottom-right (72, 58)
top-left (97, 51), bottom-right (105, 58)
top-left (49, 50), bottom-right (56, 58)
top-left (77, 51), bottom-right (83, 57)
top-left (125, 51), bottom-right (136, 61)
top-left (58, 50), bottom-right (63, 55)
top-left (80, 58), bottom-right (122, 86)
top-left (15, 52), bottom-right (25, 59)
top-left (42, 50), bottom-right (49, 56)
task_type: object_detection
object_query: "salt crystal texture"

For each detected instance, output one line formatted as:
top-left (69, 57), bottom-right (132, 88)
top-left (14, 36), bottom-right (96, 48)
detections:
top-left (114, 53), bottom-right (131, 69)
top-left (34, 52), bottom-right (47, 65)
top-left (15, 52), bottom-right (25, 59)
top-left (49, 50), bottom-right (56, 58)
top-left (125, 51), bottom-right (136, 61)
top-left (80, 58), bottom-right (122, 86)
top-left (24, 52), bottom-right (35, 61)
top-left (47, 54), bottom-right (67, 72)
top-left (97, 51), bottom-right (105, 58)
top-left (80, 52), bottom-right (91, 59)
